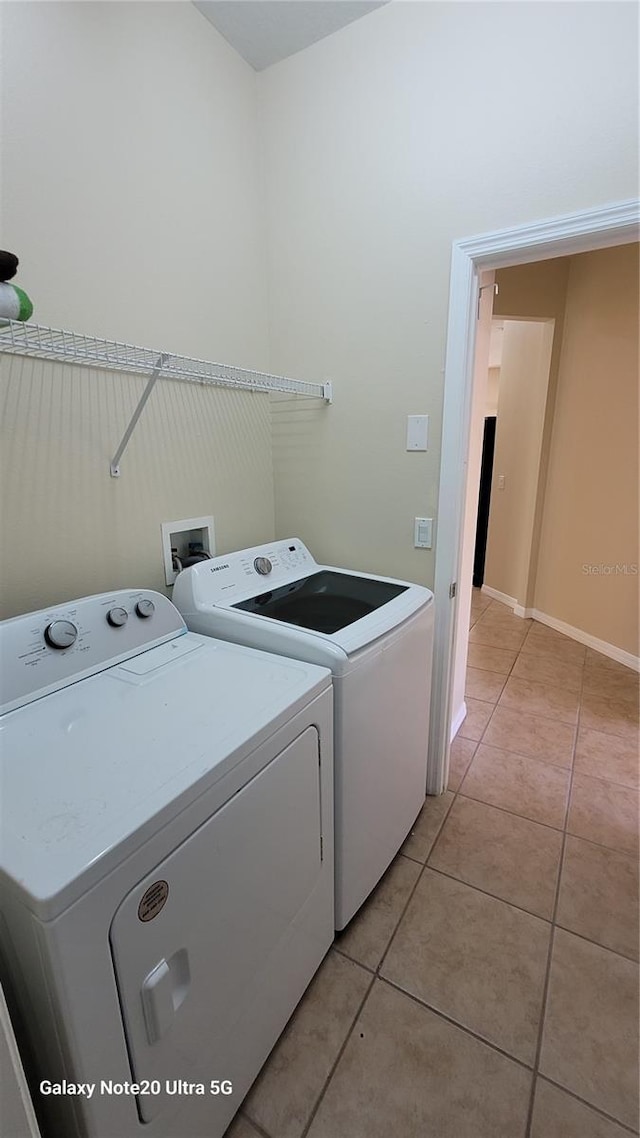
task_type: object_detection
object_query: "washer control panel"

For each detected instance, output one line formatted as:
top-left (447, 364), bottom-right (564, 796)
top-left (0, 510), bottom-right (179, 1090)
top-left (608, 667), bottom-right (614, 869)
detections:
top-left (240, 541), bottom-right (314, 584)
top-left (176, 539), bottom-right (319, 606)
top-left (1, 590), bottom-right (186, 714)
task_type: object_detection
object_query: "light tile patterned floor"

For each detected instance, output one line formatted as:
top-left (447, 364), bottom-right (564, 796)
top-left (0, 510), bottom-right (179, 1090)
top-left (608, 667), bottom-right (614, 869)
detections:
top-left (227, 595), bottom-right (639, 1138)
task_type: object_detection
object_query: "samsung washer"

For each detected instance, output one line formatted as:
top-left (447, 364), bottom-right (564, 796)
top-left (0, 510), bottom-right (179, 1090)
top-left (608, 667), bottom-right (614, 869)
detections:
top-left (0, 589), bottom-right (333, 1138)
top-left (172, 539), bottom-right (434, 929)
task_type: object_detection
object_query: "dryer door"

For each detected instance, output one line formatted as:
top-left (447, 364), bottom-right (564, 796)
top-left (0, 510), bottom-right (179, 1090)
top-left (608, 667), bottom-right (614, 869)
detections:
top-left (109, 726), bottom-right (323, 1123)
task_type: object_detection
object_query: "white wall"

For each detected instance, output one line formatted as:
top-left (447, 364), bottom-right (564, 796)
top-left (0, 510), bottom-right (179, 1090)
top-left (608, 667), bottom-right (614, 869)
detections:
top-left (449, 272), bottom-right (495, 739)
top-left (484, 320), bottom-right (554, 607)
top-left (260, 1), bottom-right (638, 583)
top-left (1, 2), bottom-right (269, 363)
top-left (486, 367), bottom-right (500, 418)
top-left (0, 2), bottom-right (275, 617)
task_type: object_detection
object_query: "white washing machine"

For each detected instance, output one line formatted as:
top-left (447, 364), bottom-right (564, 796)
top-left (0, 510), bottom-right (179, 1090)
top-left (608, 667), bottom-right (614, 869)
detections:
top-left (172, 539), bottom-right (434, 930)
top-left (0, 589), bottom-right (333, 1138)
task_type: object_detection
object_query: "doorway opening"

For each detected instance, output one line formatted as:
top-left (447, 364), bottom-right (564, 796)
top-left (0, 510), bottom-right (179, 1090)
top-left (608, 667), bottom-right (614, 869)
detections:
top-left (427, 198), bottom-right (639, 796)
top-left (473, 316), bottom-right (554, 608)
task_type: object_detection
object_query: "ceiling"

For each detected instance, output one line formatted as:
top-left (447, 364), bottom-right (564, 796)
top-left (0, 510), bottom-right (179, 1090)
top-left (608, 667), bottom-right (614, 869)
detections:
top-left (194, 1), bottom-right (389, 71)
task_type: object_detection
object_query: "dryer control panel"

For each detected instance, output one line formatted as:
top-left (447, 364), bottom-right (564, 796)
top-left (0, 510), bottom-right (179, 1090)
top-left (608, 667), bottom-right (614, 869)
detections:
top-left (174, 539), bottom-right (319, 607)
top-left (0, 590), bottom-right (186, 714)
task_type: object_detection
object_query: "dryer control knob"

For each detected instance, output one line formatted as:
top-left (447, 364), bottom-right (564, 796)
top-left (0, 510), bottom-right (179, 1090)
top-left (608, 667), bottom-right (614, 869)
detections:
top-left (107, 606), bottom-right (128, 628)
top-left (254, 557), bottom-right (272, 576)
top-left (135, 599), bottom-right (155, 619)
top-left (44, 620), bottom-right (78, 650)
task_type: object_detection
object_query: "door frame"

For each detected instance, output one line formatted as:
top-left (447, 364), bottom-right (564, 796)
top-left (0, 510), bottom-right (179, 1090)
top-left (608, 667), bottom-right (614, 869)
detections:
top-left (427, 197), bottom-right (639, 795)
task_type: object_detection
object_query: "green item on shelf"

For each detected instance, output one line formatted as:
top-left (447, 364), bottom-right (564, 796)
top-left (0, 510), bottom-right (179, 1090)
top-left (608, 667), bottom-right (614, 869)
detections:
top-left (0, 250), bottom-right (33, 325)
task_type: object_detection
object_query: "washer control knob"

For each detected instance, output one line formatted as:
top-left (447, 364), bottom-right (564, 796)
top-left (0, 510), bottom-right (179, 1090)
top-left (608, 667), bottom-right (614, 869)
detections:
top-left (107, 606), bottom-right (128, 628)
top-left (44, 620), bottom-right (78, 650)
top-left (254, 557), bottom-right (272, 576)
top-left (135, 599), bottom-right (155, 619)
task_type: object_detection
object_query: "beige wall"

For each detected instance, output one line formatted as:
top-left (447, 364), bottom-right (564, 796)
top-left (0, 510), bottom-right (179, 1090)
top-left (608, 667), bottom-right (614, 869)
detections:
top-left (484, 320), bottom-right (554, 605)
top-left (484, 258), bottom-right (571, 609)
top-left (493, 258), bottom-right (572, 607)
top-left (261, 1), bottom-right (638, 583)
top-left (0, 3), bottom-right (274, 617)
top-left (0, 357), bottom-right (274, 618)
top-left (486, 368), bottom-right (500, 417)
top-left (534, 244), bottom-right (639, 655)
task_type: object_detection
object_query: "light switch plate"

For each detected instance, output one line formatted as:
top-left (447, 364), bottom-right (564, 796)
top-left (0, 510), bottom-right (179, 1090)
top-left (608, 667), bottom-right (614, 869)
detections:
top-left (414, 517), bottom-right (433, 549)
top-left (407, 415), bottom-right (429, 451)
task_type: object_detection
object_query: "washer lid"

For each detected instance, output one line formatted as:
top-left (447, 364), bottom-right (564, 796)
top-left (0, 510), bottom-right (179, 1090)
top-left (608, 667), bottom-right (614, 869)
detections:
top-left (232, 571), bottom-right (408, 634)
top-left (173, 539), bottom-right (434, 662)
top-left (0, 633), bottom-right (330, 919)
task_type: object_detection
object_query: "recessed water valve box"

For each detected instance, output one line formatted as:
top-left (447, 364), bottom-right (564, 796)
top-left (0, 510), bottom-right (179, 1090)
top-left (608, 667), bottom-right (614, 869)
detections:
top-left (161, 516), bottom-right (215, 586)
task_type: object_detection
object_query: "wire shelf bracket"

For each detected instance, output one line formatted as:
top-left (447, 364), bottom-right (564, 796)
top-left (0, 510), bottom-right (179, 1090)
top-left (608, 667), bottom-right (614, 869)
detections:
top-left (0, 320), bottom-right (333, 477)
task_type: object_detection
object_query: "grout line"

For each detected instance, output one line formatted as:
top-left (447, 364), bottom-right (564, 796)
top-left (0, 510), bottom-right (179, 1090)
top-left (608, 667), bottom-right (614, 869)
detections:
top-left (298, 968), bottom-right (375, 1138)
top-left (461, 734), bottom-right (574, 774)
top-left (569, 769), bottom-right (640, 793)
top-left (463, 693), bottom-right (503, 706)
top-left (375, 858), bottom-right (434, 976)
top-left (466, 662), bottom-right (512, 678)
top-left (455, 787), bottom-right (568, 835)
top-left (523, 639), bottom-right (585, 1138)
top-left (535, 1075), bottom-right (640, 1135)
top-left (455, 786), bottom-right (638, 857)
top-left (423, 863), bottom-right (553, 925)
top-left (424, 851), bottom-right (637, 964)
top-left (378, 973), bottom-right (536, 1073)
top-left (551, 919), bottom-right (640, 966)
top-left (331, 943), bottom-right (375, 974)
top-left (465, 616), bottom-right (638, 1136)
top-left (237, 1111), bottom-right (273, 1138)
top-left (396, 849), bottom-right (425, 866)
top-left (300, 796), bottom-right (459, 1132)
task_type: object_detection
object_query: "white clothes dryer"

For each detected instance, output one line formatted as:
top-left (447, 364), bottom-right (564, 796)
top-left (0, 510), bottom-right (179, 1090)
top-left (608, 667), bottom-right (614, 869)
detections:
top-left (0, 589), bottom-right (333, 1138)
top-left (172, 539), bottom-right (434, 930)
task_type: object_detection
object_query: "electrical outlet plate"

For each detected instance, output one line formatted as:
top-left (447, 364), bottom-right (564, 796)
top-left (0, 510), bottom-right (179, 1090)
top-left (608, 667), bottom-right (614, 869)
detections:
top-left (161, 516), bottom-right (215, 586)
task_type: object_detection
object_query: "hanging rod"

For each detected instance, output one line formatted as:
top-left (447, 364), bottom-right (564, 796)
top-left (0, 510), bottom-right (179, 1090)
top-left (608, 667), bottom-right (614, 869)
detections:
top-left (0, 320), bottom-right (333, 477)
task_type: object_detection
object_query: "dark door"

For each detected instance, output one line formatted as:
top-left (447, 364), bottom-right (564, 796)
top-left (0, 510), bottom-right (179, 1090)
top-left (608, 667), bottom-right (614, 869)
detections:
top-left (473, 416), bottom-right (497, 588)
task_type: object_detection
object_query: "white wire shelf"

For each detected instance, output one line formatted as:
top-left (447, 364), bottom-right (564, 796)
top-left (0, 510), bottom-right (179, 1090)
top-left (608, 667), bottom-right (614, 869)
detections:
top-left (0, 320), bottom-right (332, 400)
top-left (0, 320), bottom-right (332, 477)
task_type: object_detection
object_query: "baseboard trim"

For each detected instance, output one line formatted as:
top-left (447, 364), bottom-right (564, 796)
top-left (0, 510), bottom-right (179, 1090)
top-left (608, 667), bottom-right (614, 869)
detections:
top-left (480, 585), bottom-right (518, 609)
top-left (525, 609), bottom-right (640, 672)
top-left (513, 603), bottom-right (532, 619)
top-left (450, 702), bottom-right (467, 742)
top-left (481, 591), bottom-right (638, 670)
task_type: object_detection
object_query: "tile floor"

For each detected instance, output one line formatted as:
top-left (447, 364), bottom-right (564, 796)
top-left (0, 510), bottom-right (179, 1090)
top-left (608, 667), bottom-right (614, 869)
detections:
top-left (227, 593), bottom-right (639, 1138)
